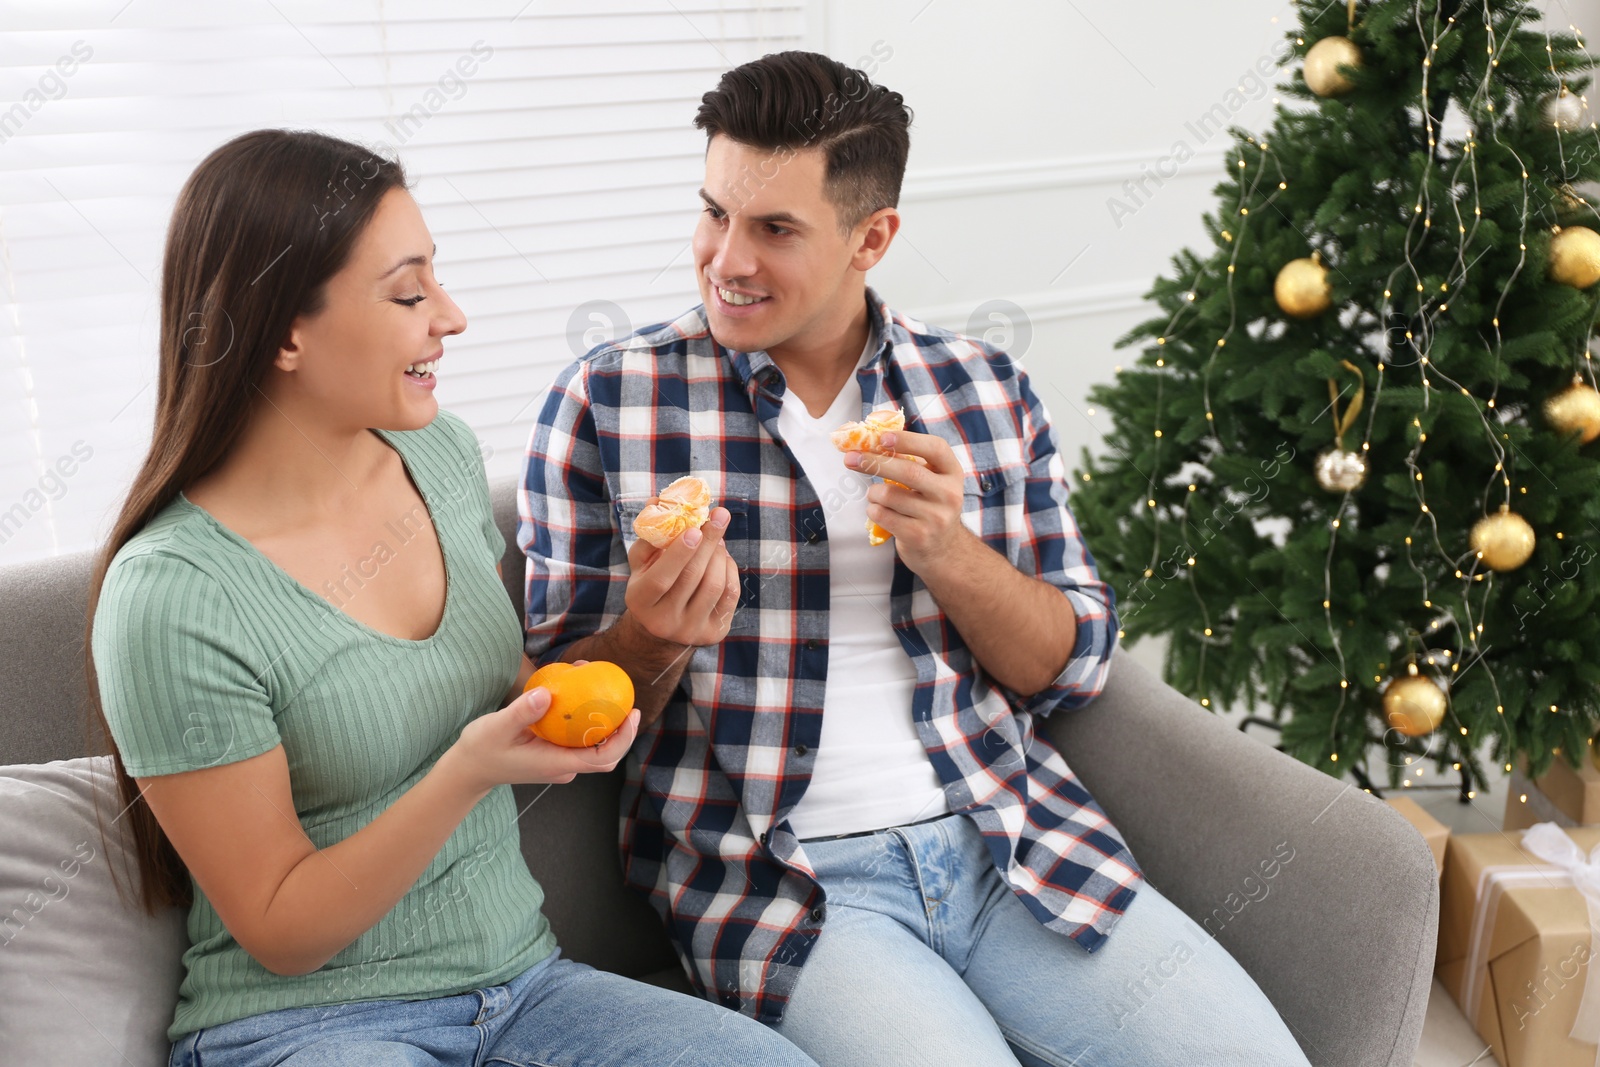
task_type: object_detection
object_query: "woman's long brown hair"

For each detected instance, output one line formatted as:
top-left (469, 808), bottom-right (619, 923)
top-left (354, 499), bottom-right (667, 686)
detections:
top-left (84, 130), bottom-right (408, 913)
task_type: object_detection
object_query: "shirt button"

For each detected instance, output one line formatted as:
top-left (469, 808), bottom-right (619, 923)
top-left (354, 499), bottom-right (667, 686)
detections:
top-left (805, 639), bottom-right (821, 650)
top-left (980, 478), bottom-right (994, 493)
top-left (759, 831), bottom-right (769, 846)
top-left (808, 905), bottom-right (825, 923)
top-left (794, 744), bottom-right (809, 757)
top-left (807, 530), bottom-right (820, 544)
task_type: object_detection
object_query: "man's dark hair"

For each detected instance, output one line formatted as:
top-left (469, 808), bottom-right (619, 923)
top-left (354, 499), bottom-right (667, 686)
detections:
top-left (694, 50), bottom-right (912, 232)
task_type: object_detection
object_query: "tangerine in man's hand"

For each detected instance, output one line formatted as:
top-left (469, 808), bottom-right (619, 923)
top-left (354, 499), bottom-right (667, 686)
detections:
top-left (831, 407), bottom-right (926, 546)
top-left (631, 476), bottom-right (714, 548)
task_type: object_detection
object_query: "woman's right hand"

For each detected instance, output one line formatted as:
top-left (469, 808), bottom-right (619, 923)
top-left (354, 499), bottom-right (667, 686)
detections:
top-left (443, 686), bottom-right (641, 795)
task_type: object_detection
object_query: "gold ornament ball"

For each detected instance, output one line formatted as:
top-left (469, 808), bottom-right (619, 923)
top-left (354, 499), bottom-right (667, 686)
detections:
top-left (1544, 381), bottom-right (1600, 444)
top-left (1274, 255), bottom-right (1332, 318)
top-left (1315, 448), bottom-right (1367, 492)
top-left (1304, 36), bottom-right (1362, 97)
top-left (1470, 508), bottom-right (1536, 572)
top-left (1384, 675), bottom-right (1448, 738)
top-left (1549, 225), bottom-right (1600, 289)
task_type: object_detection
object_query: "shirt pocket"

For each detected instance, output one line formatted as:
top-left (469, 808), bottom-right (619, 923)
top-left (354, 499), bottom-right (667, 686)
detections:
top-left (614, 496), bottom-right (648, 555)
top-left (614, 497), bottom-right (760, 636)
top-left (960, 461), bottom-right (1029, 546)
top-left (613, 496), bottom-right (753, 563)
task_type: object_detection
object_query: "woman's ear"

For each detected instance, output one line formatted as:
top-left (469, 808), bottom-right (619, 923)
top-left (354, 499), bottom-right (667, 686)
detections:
top-left (275, 320), bottom-right (304, 373)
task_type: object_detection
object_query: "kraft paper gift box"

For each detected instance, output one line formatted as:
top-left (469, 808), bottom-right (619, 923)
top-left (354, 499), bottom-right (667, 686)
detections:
top-left (1437, 823), bottom-right (1600, 1067)
top-left (1507, 767), bottom-right (1581, 832)
top-left (1506, 752), bottom-right (1600, 830)
top-left (1385, 796), bottom-right (1448, 876)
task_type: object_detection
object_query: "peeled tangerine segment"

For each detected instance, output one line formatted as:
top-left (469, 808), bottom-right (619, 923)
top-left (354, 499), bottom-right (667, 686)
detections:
top-left (829, 407), bottom-right (904, 454)
top-left (831, 407), bottom-right (924, 546)
top-left (632, 475), bottom-right (713, 548)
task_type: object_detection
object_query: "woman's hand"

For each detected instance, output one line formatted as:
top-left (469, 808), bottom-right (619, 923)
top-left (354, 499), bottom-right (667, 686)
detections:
top-left (442, 686), bottom-right (641, 796)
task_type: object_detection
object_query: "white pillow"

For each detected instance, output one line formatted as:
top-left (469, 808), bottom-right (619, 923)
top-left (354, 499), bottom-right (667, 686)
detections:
top-left (0, 756), bottom-right (186, 1067)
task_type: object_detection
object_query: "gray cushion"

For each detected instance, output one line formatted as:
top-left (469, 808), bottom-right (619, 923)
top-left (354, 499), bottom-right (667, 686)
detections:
top-left (0, 756), bottom-right (186, 1067)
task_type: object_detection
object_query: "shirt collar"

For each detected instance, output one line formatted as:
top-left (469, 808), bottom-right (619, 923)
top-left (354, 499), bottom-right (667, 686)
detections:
top-left (715, 286), bottom-right (897, 391)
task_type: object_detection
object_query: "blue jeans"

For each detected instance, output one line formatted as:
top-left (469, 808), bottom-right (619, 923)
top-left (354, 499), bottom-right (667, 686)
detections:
top-left (770, 811), bottom-right (1312, 1067)
top-left (167, 948), bottom-right (816, 1066)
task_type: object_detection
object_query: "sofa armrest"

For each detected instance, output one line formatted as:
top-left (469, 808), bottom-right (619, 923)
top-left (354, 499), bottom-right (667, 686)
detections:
top-left (491, 476), bottom-right (527, 626)
top-left (1043, 646), bottom-right (1436, 1067)
top-left (0, 552), bottom-right (97, 765)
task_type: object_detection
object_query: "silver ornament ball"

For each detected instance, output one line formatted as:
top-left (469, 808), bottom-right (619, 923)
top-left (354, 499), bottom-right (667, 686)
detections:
top-left (1542, 88), bottom-right (1591, 130)
top-left (1315, 448), bottom-right (1367, 492)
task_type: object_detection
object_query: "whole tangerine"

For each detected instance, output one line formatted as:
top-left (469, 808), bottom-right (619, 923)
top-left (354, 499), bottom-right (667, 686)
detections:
top-left (523, 661), bottom-right (635, 747)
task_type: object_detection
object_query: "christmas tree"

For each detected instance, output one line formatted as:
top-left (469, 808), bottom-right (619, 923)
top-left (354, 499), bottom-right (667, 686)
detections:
top-left (1071, 0), bottom-right (1600, 797)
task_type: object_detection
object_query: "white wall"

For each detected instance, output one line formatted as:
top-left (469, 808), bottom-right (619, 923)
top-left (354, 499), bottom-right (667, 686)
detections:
top-left (4, 0), bottom-right (1599, 642)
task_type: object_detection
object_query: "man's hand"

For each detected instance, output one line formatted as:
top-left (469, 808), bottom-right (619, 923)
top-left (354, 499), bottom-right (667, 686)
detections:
top-left (846, 429), bottom-right (970, 576)
top-left (849, 429), bottom-right (1082, 696)
top-left (624, 504), bottom-right (741, 647)
top-left (554, 503), bottom-right (741, 730)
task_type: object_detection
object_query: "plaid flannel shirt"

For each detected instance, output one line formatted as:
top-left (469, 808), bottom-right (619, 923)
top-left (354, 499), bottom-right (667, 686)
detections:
top-left (518, 288), bottom-right (1142, 1024)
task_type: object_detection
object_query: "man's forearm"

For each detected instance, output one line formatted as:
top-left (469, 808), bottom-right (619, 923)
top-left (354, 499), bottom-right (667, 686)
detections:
top-left (557, 612), bottom-right (692, 728)
top-left (916, 529), bottom-right (1078, 696)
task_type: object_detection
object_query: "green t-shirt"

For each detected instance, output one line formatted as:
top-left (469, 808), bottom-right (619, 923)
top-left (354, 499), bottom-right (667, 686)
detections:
top-left (92, 409), bottom-right (557, 1042)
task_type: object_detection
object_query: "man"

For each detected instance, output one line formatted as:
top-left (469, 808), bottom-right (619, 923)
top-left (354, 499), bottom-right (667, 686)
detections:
top-left (520, 50), bottom-right (1310, 1067)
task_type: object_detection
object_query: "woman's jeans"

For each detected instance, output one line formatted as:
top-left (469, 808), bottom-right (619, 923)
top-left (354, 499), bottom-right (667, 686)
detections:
top-left (166, 947), bottom-right (817, 1067)
top-left (768, 810), bottom-right (1313, 1067)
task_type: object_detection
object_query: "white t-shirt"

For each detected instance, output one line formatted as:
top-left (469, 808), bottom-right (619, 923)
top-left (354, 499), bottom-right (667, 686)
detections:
top-left (777, 340), bottom-right (951, 841)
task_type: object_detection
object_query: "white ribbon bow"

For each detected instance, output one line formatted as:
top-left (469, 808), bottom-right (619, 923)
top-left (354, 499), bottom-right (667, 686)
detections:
top-left (1520, 821), bottom-right (1600, 1045)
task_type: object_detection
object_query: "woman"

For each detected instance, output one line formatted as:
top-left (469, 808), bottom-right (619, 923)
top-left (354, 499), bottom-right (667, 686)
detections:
top-left (85, 129), bottom-right (815, 1067)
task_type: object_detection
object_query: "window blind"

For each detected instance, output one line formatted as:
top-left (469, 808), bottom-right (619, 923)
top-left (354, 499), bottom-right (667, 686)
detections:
top-left (0, 0), bottom-right (805, 562)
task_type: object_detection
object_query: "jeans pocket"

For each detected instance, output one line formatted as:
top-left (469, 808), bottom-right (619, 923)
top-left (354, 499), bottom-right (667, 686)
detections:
top-left (167, 1030), bottom-right (199, 1067)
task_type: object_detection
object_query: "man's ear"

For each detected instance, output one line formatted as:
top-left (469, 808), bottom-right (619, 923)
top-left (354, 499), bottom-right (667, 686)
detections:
top-left (850, 207), bottom-right (900, 273)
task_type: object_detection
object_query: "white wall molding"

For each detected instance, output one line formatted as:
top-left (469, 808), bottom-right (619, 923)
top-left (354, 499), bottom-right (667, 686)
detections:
top-left (901, 148), bottom-right (1231, 204)
top-left (909, 279), bottom-right (1150, 333)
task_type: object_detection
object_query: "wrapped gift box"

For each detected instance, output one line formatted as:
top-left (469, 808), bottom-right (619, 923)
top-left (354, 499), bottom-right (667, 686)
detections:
top-left (1506, 767), bottom-right (1580, 832)
top-left (1384, 795), bottom-right (1448, 876)
top-left (1505, 752), bottom-right (1600, 830)
top-left (1437, 826), bottom-right (1600, 1067)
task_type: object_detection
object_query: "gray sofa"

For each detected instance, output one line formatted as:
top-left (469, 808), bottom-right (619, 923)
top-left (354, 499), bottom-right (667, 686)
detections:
top-left (0, 474), bottom-right (1438, 1066)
